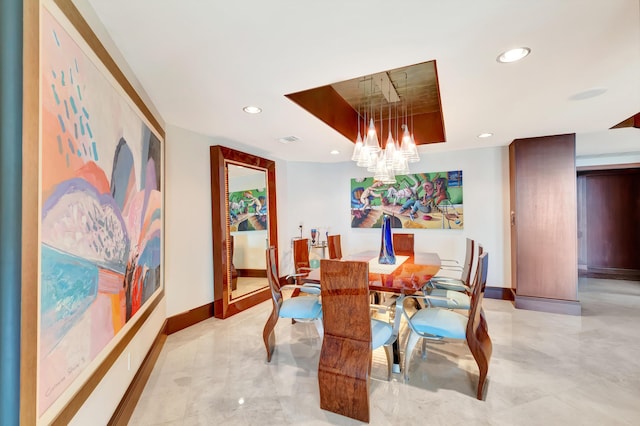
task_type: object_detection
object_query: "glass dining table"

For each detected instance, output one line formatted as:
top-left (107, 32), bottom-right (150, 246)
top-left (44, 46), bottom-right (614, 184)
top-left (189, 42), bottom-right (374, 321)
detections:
top-left (302, 250), bottom-right (441, 372)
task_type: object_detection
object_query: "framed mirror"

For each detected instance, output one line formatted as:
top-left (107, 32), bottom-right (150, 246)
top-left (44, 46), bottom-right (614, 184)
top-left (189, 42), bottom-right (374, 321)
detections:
top-left (210, 146), bottom-right (278, 318)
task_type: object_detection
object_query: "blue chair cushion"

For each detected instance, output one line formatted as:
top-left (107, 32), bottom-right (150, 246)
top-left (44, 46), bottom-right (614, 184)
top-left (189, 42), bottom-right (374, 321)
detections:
top-left (280, 296), bottom-right (322, 319)
top-left (300, 284), bottom-right (321, 295)
top-left (426, 289), bottom-right (470, 309)
top-left (371, 319), bottom-right (393, 350)
top-left (409, 308), bottom-right (467, 340)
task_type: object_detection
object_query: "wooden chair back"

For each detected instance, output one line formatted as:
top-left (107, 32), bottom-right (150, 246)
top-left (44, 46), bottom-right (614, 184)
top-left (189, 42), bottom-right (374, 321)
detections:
top-left (292, 238), bottom-right (310, 271)
top-left (327, 234), bottom-right (342, 259)
top-left (263, 246), bottom-right (323, 362)
top-left (459, 238), bottom-right (475, 286)
top-left (465, 252), bottom-right (492, 400)
top-left (318, 259), bottom-right (371, 422)
top-left (263, 246), bottom-right (281, 361)
top-left (265, 246), bottom-right (282, 312)
top-left (470, 244), bottom-right (483, 291)
top-left (392, 233), bottom-right (414, 256)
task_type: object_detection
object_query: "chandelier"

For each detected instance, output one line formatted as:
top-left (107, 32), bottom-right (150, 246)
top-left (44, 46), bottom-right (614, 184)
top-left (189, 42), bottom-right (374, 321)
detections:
top-left (351, 75), bottom-right (420, 184)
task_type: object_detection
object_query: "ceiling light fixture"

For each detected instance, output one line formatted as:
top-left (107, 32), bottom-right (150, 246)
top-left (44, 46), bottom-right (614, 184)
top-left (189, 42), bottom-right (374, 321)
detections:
top-left (478, 132), bottom-right (493, 138)
top-left (330, 150), bottom-right (340, 155)
top-left (277, 136), bottom-right (299, 144)
top-left (351, 74), bottom-right (419, 183)
top-left (497, 47), bottom-right (531, 63)
top-left (242, 105), bottom-right (262, 114)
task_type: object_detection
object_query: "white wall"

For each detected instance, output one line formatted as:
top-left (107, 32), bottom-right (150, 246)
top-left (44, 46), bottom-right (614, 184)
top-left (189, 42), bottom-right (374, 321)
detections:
top-left (281, 146), bottom-right (511, 287)
top-left (163, 125), bottom-right (291, 316)
top-left (161, 127), bottom-right (640, 313)
top-left (576, 128), bottom-right (640, 167)
top-left (163, 126), bottom-right (216, 316)
top-left (162, 130), bottom-right (512, 331)
top-left (162, 128), bottom-right (516, 319)
top-left (577, 152), bottom-right (640, 168)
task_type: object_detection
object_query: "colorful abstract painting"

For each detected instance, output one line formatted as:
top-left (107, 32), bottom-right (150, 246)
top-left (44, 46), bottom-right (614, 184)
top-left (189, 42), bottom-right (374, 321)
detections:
top-left (351, 171), bottom-right (463, 229)
top-left (229, 188), bottom-right (268, 232)
top-left (39, 9), bottom-right (162, 416)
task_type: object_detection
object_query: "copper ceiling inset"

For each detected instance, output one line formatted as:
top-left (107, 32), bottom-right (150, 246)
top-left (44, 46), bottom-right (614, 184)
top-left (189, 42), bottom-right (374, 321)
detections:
top-left (285, 60), bottom-right (446, 146)
top-left (611, 112), bottom-right (640, 129)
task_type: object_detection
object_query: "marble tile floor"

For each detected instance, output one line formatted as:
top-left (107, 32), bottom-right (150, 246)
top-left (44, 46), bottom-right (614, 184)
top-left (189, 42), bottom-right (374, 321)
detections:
top-left (129, 278), bottom-right (640, 425)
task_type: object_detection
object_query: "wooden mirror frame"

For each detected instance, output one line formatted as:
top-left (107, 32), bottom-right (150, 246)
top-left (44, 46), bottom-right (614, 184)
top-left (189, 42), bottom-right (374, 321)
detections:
top-left (210, 145), bottom-right (278, 318)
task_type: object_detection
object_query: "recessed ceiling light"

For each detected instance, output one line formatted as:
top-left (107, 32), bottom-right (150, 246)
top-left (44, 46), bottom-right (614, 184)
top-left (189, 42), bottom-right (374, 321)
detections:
top-left (330, 150), bottom-right (340, 155)
top-left (243, 105), bottom-right (262, 114)
top-left (478, 132), bottom-right (493, 138)
top-left (497, 47), bottom-right (531, 63)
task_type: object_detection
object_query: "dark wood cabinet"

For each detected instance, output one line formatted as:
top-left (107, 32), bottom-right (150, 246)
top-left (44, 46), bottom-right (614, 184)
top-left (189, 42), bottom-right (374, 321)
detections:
top-left (509, 134), bottom-right (580, 315)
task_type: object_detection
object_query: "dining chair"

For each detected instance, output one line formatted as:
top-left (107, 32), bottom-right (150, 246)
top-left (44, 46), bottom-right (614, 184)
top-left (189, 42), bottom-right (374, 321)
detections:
top-left (318, 259), bottom-right (397, 422)
top-left (327, 234), bottom-right (342, 259)
top-left (292, 238), bottom-right (311, 275)
top-left (428, 237), bottom-right (475, 292)
top-left (262, 246), bottom-right (323, 362)
top-left (425, 244), bottom-right (484, 310)
top-left (438, 236), bottom-right (474, 270)
top-left (402, 252), bottom-right (492, 400)
top-left (288, 238), bottom-right (316, 291)
top-left (392, 233), bottom-right (414, 256)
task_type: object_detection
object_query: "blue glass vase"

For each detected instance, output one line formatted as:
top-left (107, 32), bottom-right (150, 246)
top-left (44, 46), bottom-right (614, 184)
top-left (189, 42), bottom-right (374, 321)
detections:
top-left (378, 214), bottom-right (396, 264)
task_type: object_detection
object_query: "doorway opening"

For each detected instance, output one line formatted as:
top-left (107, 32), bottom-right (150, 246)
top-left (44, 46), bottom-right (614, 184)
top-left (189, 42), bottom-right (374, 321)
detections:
top-left (577, 163), bottom-right (640, 280)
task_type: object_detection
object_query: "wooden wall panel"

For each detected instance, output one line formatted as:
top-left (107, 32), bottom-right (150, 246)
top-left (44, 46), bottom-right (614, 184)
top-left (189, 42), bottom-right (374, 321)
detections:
top-left (510, 134), bottom-right (578, 303)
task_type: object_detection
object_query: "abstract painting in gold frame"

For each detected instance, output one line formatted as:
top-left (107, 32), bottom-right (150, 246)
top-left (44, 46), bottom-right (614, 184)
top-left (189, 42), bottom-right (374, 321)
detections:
top-left (37, 5), bottom-right (164, 423)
